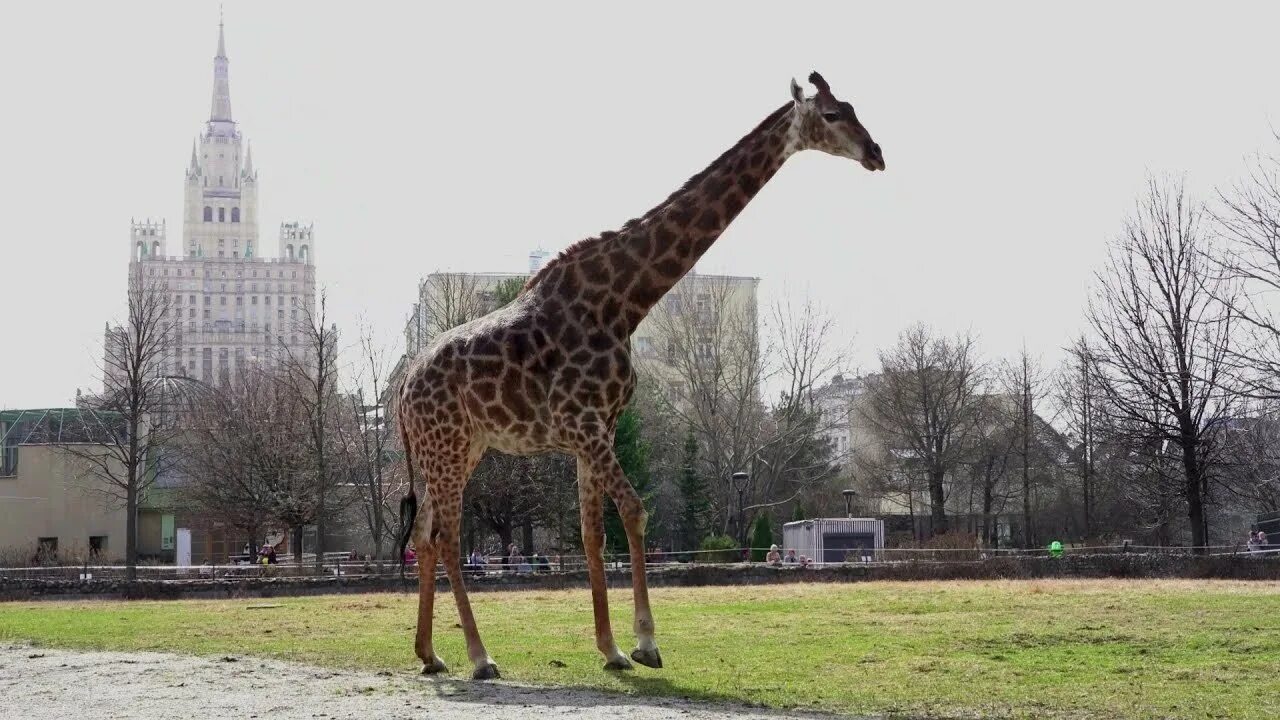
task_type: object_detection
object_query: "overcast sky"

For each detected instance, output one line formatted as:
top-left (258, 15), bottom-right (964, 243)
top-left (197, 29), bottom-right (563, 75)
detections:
top-left (3, 1), bottom-right (1280, 409)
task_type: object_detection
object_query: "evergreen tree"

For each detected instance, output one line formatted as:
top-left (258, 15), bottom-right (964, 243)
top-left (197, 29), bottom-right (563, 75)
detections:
top-left (604, 405), bottom-right (652, 556)
top-left (750, 513), bottom-right (774, 562)
top-left (791, 502), bottom-right (807, 522)
top-left (676, 428), bottom-right (711, 551)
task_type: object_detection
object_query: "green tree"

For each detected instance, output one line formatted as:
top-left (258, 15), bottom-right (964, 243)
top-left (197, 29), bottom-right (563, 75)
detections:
top-left (676, 428), bottom-right (711, 551)
top-left (750, 512), bottom-right (774, 561)
top-left (791, 502), bottom-right (807, 522)
top-left (604, 405), bottom-right (652, 556)
top-left (491, 277), bottom-right (525, 307)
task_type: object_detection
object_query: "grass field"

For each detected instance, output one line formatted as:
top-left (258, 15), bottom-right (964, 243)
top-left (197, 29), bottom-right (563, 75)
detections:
top-left (2, 579), bottom-right (1278, 718)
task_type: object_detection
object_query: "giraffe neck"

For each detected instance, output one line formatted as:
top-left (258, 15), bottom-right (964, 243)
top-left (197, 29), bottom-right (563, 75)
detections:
top-left (612, 102), bottom-right (800, 326)
top-left (523, 102), bottom-right (801, 336)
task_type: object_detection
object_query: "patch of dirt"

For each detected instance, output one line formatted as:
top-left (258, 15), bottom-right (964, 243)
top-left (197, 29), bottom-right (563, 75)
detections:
top-left (0, 644), bottom-right (849, 719)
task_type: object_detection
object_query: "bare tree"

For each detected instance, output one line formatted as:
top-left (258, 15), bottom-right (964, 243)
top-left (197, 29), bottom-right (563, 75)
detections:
top-left (178, 364), bottom-right (317, 560)
top-left (335, 320), bottom-right (406, 568)
top-left (642, 281), bottom-right (844, 541)
top-left (278, 288), bottom-right (342, 567)
top-left (860, 324), bottom-right (984, 536)
top-left (411, 272), bottom-right (492, 353)
top-left (1055, 335), bottom-right (1105, 538)
top-left (998, 345), bottom-right (1051, 547)
top-left (1088, 177), bottom-right (1238, 549)
top-left (1213, 137), bottom-right (1280, 396)
top-left (59, 271), bottom-right (186, 579)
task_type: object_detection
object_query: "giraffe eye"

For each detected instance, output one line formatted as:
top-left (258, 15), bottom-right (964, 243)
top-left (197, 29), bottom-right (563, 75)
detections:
top-left (821, 111), bottom-right (841, 123)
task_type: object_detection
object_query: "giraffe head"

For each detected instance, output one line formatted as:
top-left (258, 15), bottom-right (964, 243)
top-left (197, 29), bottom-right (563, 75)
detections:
top-left (789, 71), bottom-right (885, 171)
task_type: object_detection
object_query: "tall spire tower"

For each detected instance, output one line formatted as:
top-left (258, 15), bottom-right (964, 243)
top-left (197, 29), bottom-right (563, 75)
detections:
top-left (209, 12), bottom-right (235, 134)
top-left (119, 13), bottom-right (316, 394)
top-left (183, 16), bottom-right (256, 261)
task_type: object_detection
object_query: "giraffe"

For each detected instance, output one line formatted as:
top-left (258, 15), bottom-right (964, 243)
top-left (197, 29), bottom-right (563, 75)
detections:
top-left (396, 71), bottom-right (884, 680)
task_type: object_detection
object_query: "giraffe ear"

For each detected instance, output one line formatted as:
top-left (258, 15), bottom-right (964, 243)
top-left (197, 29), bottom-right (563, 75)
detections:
top-left (790, 78), bottom-right (805, 105)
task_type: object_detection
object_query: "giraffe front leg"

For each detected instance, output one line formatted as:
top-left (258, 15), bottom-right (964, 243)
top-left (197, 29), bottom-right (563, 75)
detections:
top-left (591, 450), bottom-right (661, 669)
top-left (578, 457), bottom-right (632, 671)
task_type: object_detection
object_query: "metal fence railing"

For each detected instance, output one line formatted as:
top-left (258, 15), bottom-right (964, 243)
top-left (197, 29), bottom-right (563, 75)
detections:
top-left (3, 543), bottom-right (1277, 584)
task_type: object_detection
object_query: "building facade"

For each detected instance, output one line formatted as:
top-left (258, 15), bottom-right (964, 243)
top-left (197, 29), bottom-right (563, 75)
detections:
top-left (0, 409), bottom-right (174, 563)
top-left (114, 20), bottom-right (316, 390)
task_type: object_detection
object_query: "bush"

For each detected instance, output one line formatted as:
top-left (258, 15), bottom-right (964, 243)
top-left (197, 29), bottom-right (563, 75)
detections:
top-left (698, 535), bottom-right (738, 563)
top-left (750, 514), bottom-right (774, 562)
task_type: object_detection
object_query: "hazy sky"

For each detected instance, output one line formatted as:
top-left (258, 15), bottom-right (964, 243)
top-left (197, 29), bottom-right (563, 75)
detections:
top-left (4, 1), bottom-right (1280, 409)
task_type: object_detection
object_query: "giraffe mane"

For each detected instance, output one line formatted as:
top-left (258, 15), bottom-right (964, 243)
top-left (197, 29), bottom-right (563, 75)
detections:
top-left (521, 101), bottom-right (794, 295)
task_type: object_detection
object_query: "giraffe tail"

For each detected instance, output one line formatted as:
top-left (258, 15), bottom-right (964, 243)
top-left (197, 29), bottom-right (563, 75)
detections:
top-left (397, 383), bottom-right (417, 586)
top-left (398, 491), bottom-right (417, 584)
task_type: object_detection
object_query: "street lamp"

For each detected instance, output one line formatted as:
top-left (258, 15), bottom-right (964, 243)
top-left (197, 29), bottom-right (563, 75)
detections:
top-left (842, 488), bottom-right (857, 519)
top-left (731, 471), bottom-right (749, 546)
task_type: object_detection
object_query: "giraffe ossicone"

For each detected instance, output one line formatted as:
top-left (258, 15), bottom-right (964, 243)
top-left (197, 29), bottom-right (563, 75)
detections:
top-left (397, 70), bottom-right (884, 679)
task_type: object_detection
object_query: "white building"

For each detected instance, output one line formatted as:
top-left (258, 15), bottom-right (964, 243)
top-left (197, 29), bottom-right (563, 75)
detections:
top-left (113, 20), bottom-right (316, 387)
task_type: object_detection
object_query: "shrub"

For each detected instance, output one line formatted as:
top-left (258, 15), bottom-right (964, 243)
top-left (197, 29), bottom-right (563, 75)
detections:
top-left (697, 534), bottom-right (738, 563)
top-left (750, 514), bottom-right (774, 562)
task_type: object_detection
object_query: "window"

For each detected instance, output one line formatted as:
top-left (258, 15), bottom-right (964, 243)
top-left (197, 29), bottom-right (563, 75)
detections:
top-left (37, 537), bottom-right (58, 560)
top-left (203, 295), bottom-right (210, 305)
top-left (291, 296), bottom-right (297, 307)
top-left (220, 297), bottom-right (226, 306)
top-left (218, 238), bottom-right (225, 247)
top-left (203, 308), bottom-right (211, 319)
top-left (218, 207), bottom-right (225, 222)
top-left (291, 309), bottom-right (297, 320)
top-left (188, 308), bottom-right (195, 318)
top-left (299, 245), bottom-right (309, 261)
top-left (203, 206), bottom-right (212, 222)
top-left (291, 270), bottom-right (297, 279)
top-left (89, 536), bottom-right (107, 557)
top-left (277, 309), bottom-right (284, 320)
top-left (286, 244), bottom-right (294, 260)
top-left (251, 296), bottom-right (258, 305)
top-left (264, 296), bottom-right (270, 306)
top-left (236, 296), bottom-right (243, 306)
top-left (231, 207), bottom-right (240, 223)
top-left (189, 294), bottom-right (195, 304)
top-left (217, 250), bottom-right (224, 257)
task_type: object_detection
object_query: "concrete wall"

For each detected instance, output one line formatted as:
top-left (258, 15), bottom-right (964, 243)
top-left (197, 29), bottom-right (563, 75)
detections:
top-left (0, 444), bottom-right (128, 562)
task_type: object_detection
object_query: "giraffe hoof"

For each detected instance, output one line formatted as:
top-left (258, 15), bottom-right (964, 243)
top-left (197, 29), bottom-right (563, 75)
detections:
top-left (472, 662), bottom-right (501, 680)
top-left (630, 647), bottom-right (663, 669)
top-left (421, 656), bottom-right (449, 675)
top-left (603, 655), bottom-right (634, 672)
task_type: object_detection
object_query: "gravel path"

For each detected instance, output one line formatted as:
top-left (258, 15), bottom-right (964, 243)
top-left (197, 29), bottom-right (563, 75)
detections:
top-left (0, 644), bottom-right (845, 720)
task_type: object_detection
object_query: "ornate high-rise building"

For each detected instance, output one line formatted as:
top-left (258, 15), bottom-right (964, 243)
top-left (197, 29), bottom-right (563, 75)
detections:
top-left (116, 20), bottom-right (316, 388)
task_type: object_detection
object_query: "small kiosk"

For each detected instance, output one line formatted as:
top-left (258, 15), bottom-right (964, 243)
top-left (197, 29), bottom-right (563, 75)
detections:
top-left (782, 518), bottom-right (885, 565)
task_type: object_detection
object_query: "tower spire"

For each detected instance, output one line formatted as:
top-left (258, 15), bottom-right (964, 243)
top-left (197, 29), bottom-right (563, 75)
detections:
top-left (189, 137), bottom-right (199, 170)
top-left (217, 5), bottom-right (226, 57)
top-left (209, 11), bottom-right (233, 125)
top-left (243, 141), bottom-right (254, 176)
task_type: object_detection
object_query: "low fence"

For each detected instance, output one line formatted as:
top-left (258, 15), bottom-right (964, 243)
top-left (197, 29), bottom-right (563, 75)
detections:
top-left (2, 544), bottom-right (1278, 601)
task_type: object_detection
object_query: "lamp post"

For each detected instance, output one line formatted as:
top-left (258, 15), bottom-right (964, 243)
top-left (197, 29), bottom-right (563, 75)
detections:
top-left (842, 488), bottom-right (857, 519)
top-left (731, 471), bottom-right (749, 546)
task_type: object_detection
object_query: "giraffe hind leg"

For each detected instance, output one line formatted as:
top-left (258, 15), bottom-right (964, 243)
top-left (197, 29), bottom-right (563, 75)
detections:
top-left (577, 456), bottom-right (632, 671)
top-left (586, 447), bottom-right (661, 669)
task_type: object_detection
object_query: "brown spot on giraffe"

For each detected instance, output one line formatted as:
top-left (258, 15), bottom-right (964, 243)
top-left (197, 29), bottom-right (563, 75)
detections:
top-left (398, 70), bottom-right (884, 679)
